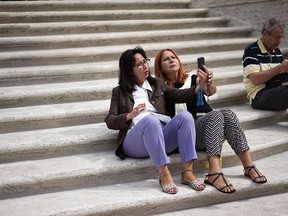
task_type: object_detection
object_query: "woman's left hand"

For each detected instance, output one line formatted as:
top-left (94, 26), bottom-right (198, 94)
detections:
top-left (197, 65), bottom-right (213, 87)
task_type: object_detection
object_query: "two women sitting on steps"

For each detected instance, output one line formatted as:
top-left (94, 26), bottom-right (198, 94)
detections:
top-left (105, 46), bottom-right (267, 195)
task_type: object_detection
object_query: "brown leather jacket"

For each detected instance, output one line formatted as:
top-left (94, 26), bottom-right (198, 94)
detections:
top-left (104, 77), bottom-right (196, 159)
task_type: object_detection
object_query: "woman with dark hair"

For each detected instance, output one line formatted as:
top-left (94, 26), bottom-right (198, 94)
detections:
top-left (154, 48), bottom-right (267, 194)
top-left (105, 47), bottom-right (206, 194)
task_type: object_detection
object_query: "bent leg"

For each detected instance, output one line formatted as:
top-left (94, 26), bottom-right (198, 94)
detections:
top-left (252, 86), bottom-right (288, 111)
top-left (123, 115), bottom-right (169, 169)
top-left (220, 107), bottom-right (250, 153)
top-left (163, 111), bottom-right (197, 163)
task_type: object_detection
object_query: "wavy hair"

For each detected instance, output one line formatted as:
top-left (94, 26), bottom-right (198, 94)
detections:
top-left (154, 48), bottom-right (188, 87)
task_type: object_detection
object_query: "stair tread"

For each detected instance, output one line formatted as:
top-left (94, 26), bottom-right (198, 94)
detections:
top-left (0, 120), bottom-right (287, 181)
top-left (0, 38), bottom-right (256, 58)
top-left (0, 83), bottom-right (245, 121)
top-left (0, 49), bottom-right (246, 79)
top-left (0, 78), bottom-right (240, 100)
top-left (0, 150), bottom-right (287, 216)
top-left (0, 26), bottom-right (253, 45)
top-left (0, 17), bottom-right (227, 27)
top-left (0, 8), bottom-right (207, 18)
top-left (0, 78), bottom-right (118, 98)
top-left (1, 111), bottom-right (287, 162)
top-left (0, 100), bottom-right (107, 123)
top-left (1, 92), bottom-right (287, 124)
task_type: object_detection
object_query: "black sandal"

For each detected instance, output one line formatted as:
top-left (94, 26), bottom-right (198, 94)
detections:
top-left (204, 172), bottom-right (236, 194)
top-left (243, 165), bottom-right (267, 184)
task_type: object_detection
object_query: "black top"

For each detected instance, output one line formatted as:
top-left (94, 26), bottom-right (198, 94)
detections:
top-left (168, 74), bottom-right (212, 119)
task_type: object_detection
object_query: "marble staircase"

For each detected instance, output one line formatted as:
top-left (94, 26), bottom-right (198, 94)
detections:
top-left (0, 1), bottom-right (287, 215)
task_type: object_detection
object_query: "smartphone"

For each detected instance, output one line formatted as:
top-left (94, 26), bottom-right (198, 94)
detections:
top-left (197, 57), bottom-right (210, 100)
top-left (197, 57), bottom-right (205, 72)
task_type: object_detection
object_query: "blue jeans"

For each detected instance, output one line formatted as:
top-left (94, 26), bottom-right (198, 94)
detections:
top-left (123, 111), bottom-right (197, 169)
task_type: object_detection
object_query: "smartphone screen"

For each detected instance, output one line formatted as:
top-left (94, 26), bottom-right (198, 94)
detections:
top-left (197, 57), bottom-right (205, 72)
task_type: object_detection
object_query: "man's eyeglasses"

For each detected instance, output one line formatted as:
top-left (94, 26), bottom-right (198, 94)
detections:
top-left (135, 58), bottom-right (151, 69)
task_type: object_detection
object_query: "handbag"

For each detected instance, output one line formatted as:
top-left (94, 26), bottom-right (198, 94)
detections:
top-left (265, 73), bottom-right (288, 89)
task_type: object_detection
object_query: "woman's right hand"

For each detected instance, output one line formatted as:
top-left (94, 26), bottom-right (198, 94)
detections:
top-left (126, 103), bottom-right (146, 121)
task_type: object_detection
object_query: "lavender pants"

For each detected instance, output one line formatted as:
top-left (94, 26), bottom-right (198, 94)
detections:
top-left (123, 111), bottom-right (197, 169)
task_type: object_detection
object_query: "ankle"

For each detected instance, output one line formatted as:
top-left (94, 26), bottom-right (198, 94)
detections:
top-left (209, 168), bottom-right (222, 174)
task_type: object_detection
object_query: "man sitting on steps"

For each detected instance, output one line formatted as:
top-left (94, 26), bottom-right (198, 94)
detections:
top-left (242, 18), bottom-right (288, 111)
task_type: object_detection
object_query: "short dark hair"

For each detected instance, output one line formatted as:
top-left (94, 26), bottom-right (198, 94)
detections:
top-left (262, 18), bottom-right (285, 34)
top-left (118, 46), bottom-right (154, 92)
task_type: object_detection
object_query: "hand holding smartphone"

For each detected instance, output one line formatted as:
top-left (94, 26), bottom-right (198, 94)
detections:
top-left (197, 57), bottom-right (205, 72)
top-left (197, 57), bottom-right (210, 101)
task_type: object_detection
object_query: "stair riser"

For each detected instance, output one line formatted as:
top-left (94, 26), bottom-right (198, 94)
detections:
top-left (0, 86), bottom-right (246, 109)
top-left (0, 57), bottom-right (243, 87)
top-left (0, 71), bottom-right (118, 87)
top-left (0, 90), bottom-right (113, 108)
top-left (0, 92), bottom-right (259, 135)
top-left (0, 30), bottom-right (252, 52)
top-left (6, 102), bottom-right (283, 166)
top-left (0, 139), bottom-right (116, 164)
top-left (0, 10), bottom-right (207, 23)
top-left (0, 1), bottom-right (190, 12)
top-left (1, 141), bottom-right (287, 200)
top-left (0, 19), bottom-right (228, 37)
top-left (101, 184), bottom-right (288, 216)
top-left (0, 44), bottom-right (248, 68)
top-left (0, 113), bottom-right (107, 134)
top-left (240, 114), bottom-right (288, 130)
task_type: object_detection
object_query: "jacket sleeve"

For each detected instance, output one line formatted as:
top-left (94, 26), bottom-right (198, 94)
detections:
top-left (165, 84), bottom-right (196, 103)
top-left (104, 87), bottom-right (132, 130)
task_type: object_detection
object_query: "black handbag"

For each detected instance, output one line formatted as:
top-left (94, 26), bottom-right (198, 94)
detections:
top-left (265, 73), bottom-right (288, 89)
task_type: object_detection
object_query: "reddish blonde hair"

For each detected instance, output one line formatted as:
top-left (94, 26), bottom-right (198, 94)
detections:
top-left (154, 48), bottom-right (188, 87)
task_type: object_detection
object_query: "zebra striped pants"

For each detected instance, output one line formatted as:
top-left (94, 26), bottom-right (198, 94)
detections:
top-left (195, 107), bottom-right (250, 157)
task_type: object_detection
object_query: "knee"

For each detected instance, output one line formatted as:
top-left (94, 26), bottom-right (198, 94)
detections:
top-left (221, 107), bottom-right (238, 119)
top-left (142, 115), bottom-right (162, 128)
top-left (209, 110), bottom-right (224, 122)
top-left (176, 111), bottom-right (194, 122)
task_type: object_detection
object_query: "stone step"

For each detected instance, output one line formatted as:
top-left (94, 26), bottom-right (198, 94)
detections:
top-left (0, 60), bottom-right (117, 86)
top-left (0, 38), bottom-right (255, 68)
top-left (0, 77), bottom-right (246, 108)
top-left (0, 145), bottom-right (287, 215)
top-left (0, 0), bottom-right (191, 12)
top-left (0, 100), bottom-right (108, 133)
top-left (0, 8), bottom-right (208, 23)
top-left (1, 104), bottom-right (287, 163)
top-left (0, 123), bottom-right (116, 163)
top-left (0, 26), bottom-right (253, 51)
top-left (0, 82), bottom-right (250, 133)
top-left (0, 78), bottom-right (117, 108)
top-left (155, 192), bottom-right (288, 216)
top-left (6, 45), bottom-right (288, 85)
top-left (0, 60), bottom-right (245, 87)
top-left (0, 17), bottom-right (229, 37)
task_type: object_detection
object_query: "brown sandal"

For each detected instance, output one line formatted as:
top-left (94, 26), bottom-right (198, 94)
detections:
top-left (204, 172), bottom-right (236, 194)
top-left (243, 165), bottom-right (267, 184)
